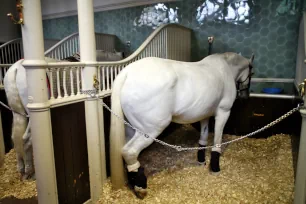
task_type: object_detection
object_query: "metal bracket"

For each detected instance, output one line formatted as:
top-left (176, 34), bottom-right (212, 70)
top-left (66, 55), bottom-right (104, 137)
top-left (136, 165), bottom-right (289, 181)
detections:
top-left (93, 75), bottom-right (99, 91)
top-left (208, 36), bottom-right (214, 44)
top-left (7, 0), bottom-right (24, 25)
top-left (298, 79), bottom-right (306, 97)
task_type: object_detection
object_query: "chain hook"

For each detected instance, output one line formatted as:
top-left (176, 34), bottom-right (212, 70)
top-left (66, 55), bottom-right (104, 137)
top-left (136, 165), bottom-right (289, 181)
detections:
top-left (298, 78), bottom-right (306, 98)
top-left (93, 74), bottom-right (99, 91)
top-left (298, 82), bottom-right (305, 97)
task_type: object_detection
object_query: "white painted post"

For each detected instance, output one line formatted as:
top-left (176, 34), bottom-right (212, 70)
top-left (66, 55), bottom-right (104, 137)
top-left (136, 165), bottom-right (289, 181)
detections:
top-left (294, 79), bottom-right (306, 204)
top-left (0, 110), bottom-right (4, 167)
top-left (77, 0), bottom-right (106, 202)
top-left (21, 0), bottom-right (58, 203)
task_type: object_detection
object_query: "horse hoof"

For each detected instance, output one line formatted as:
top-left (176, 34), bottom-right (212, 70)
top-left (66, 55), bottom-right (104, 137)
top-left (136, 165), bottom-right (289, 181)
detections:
top-left (127, 166), bottom-right (147, 198)
top-left (134, 186), bottom-right (147, 199)
top-left (22, 172), bottom-right (36, 181)
top-left (19, 173), bottom-right (25, 181)
top-left (197, 161), bottom-right (206, 166)
top-left (210, 170), bottom-right (220, 176)
top-left (210, 151), bottom-right (221, 173)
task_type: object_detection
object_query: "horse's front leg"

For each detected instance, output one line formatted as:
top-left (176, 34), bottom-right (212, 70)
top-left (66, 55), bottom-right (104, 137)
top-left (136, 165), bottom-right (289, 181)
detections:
top-left (211, 109), bottom-right (230, 174)
top-left (197, 119), bottom-right (209, 165)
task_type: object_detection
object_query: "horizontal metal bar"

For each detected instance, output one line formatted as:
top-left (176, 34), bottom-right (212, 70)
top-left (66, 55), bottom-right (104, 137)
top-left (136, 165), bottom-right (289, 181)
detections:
top-left (251, 78), bottom-right (295, 83)
top-left (0, 64), bottom-right (13, 67)
top-left (47, 62), bottom-right (86, 67)
top-left (250, 93), bottom-right (301, 100)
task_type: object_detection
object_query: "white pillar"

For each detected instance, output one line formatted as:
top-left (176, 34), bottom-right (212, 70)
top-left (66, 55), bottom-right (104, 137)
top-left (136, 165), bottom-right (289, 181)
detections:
top-left (294, 79), bottom-right (306, 204)
top-left (21, 0), bottom-right (58, 203)
top-left (77, 0), bottom-right (105, 202)
top-left (0, 110), bottom-right (4, 167)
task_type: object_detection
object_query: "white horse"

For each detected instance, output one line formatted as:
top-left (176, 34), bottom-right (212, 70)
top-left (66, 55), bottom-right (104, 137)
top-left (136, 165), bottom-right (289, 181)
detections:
top-left (3, 57), bottom-right (60, 180)
top-left (2, 50), bottom-right (125, 180)
top-left (110, 52), bottom-right (254, 197)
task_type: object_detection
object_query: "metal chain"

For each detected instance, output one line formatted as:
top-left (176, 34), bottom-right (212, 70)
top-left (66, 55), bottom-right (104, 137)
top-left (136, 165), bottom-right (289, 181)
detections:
top-left (0, 101), bottom-right (29, 117)
top-left (83, 89), bottom-right (303, 152)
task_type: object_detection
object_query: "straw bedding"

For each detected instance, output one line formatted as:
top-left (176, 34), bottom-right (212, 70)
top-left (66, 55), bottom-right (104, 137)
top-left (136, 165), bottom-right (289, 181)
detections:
top-left (98, 124), bottom-right (294, 204)
top-left (0, 149), bottom-right (37, 199)
top-left (0, 124), bottom-right (295, 203)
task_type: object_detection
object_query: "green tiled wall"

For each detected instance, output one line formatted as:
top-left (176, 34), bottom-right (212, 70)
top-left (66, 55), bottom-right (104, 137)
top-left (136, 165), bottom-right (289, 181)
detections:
top-left (43, 0), bottom-right (303, 78)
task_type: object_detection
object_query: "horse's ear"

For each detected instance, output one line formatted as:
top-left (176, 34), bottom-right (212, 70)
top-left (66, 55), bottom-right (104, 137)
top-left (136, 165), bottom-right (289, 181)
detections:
top-left (249, 53), bottom-right (255, 63)
top-left (238, 52), bottom-right (242, 56)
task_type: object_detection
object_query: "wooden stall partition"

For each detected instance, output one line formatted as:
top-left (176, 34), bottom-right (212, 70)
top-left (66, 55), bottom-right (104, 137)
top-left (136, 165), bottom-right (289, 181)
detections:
top-left (51, 101), bottom-right (90, 204)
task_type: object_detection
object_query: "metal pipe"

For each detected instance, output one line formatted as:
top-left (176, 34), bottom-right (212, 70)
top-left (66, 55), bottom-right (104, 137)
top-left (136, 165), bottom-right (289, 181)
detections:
top-left (294, 78), bottom-right (306, 204)
top-left (250, 93), bottom-right (301, 100)
top-left (251, 78), bottom-right (294, 83)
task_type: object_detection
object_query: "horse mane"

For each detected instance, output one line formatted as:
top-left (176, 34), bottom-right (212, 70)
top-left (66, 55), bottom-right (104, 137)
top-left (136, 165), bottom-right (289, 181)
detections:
top-left (222, 52), bottom-right (249, 69)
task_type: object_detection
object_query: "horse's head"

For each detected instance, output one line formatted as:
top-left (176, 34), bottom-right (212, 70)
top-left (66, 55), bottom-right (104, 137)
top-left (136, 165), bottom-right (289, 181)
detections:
top-left (223, 52), bottom-right (254, 99)
top-left (236, 53), bottom-right (254, 99)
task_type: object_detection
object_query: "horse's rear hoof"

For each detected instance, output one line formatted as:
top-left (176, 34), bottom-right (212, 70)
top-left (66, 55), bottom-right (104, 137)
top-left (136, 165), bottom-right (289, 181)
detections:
top-left (134, 186), bottom-right (147, 199)
top-left (22, 172), bottom-right (35, 181)
top-left (210, 151), bottom-right (221, 173)
top-left (127, 167), bottom-right (147, 198)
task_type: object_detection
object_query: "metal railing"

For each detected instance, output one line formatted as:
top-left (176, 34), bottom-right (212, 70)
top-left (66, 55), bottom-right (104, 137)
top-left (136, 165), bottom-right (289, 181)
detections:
top-left (45, 32), bottom-right (117, 60)
top-left (0, 32), bottom-right (117, 89)
top-left (46, 24), bottom-right (192, 106)
top-left (96, 24), bottom-right (191, 94)
top-left (0, 39), bottom-right (23, 87)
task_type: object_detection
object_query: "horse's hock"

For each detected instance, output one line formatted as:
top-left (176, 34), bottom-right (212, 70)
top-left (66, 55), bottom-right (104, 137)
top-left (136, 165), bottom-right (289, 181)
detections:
top-left (1, 0), bottom-right (306, 204)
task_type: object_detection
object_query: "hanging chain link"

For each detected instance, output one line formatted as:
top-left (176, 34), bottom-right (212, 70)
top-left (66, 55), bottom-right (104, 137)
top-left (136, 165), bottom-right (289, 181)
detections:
top-left (83, 89), bottom-right (304, 152)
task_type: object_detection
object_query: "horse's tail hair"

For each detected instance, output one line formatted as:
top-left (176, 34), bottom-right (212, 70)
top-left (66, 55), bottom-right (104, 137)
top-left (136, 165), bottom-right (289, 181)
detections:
top-left (109, 67), bottom-right (129, 188)
top-left (3, 60), bottom-right (27, 158)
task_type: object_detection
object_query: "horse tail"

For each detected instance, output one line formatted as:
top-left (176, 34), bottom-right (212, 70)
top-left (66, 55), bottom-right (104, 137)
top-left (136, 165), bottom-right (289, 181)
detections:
top-left (109, 67), bottom-right (128, 188)
top-left (3, 61), bottom-right (28, 158)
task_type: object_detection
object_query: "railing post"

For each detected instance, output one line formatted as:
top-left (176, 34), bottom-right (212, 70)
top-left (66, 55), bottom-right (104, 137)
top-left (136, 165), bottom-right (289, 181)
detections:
top-left (77, 0), bottom-right (106, 202)
top-left (21, 0), bottom-right (58, 203)
top-left (294, 79), bottom-right (306, 204)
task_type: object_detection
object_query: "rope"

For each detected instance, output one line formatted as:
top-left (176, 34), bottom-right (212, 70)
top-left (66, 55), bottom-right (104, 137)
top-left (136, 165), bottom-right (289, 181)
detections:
top-left (83, 89), bottom-right (304, 152)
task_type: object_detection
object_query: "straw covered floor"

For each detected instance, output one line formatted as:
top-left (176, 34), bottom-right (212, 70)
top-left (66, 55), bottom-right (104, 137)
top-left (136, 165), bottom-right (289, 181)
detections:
top-left (0, 149), bottom-right (37, 199)
top-left (98, 124), bottom-right (295, 204)
top-left (0, 124), bottom-right (295, 203)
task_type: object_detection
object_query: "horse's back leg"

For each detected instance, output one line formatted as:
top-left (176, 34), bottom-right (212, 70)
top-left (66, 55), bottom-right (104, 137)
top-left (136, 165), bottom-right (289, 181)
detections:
top-left (11, 113), bottom-right (27, 178)
top-left (197, 119), bottom-right (209, 165)
top-left (22, 120), bottom-right (35, 180)
top-left (121, 117), bottom-right (171, 198)
top-left (211, 109), bottom-right (230, 174)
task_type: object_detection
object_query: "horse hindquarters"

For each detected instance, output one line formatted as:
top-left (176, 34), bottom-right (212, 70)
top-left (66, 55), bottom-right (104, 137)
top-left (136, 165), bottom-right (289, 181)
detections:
top-left (4, 61), bottom-right (33, 179)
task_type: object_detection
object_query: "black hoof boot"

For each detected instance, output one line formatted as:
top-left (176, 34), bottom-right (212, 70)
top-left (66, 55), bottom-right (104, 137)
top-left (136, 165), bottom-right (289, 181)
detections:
top-left (197, 145), bottom-right (206, 165)
top-left (210, 151), bottom-right (221, 174)
top-left (127, 167), bottom-right (147, 199)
